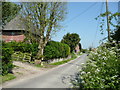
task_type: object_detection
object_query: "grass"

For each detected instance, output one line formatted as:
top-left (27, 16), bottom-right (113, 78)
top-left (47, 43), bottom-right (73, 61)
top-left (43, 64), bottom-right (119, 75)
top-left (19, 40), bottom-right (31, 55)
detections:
top-left (50, 53), bottom-right (77, 66)
top-left (50, 59), bottom-right (71, 65)
top-left (0, 73), bottom-right (16, 84)
top-left (35, 64), bottom-right (44, 68)
top-left (35, 53), bottom-right (81, 68)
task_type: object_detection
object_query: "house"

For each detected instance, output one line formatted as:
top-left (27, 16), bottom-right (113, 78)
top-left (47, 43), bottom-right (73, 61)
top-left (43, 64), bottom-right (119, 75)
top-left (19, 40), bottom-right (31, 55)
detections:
top-left (2, 16), bottom-right (25, 42)
top-left (75, 44), bottom-right (80, 53)
top-left (2, 15), bottom-right (41, 43)
top-left (74, 43), bottom-right (82, 53)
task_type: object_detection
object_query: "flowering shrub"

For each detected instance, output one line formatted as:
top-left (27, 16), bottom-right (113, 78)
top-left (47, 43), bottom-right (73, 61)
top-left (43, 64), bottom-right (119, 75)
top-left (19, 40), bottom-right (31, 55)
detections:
top-left (72, 43), bottom-right (120, 89)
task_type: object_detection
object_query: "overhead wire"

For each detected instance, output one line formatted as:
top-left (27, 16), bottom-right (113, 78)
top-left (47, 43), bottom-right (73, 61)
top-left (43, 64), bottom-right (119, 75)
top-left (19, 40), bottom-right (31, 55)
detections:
top-left (92, 2), bottom-right (104, 48)
top-left (62, 2), bottom-right (103, 49)
top-left (65, 2), bottom-right (98, 24)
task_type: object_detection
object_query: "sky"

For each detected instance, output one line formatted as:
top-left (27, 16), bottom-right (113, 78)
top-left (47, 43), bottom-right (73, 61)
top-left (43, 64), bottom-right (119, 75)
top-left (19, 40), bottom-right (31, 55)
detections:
top-left (8, 0), bottom-right (119, 49)
top-left (51, 2), bottom-right (118, 49)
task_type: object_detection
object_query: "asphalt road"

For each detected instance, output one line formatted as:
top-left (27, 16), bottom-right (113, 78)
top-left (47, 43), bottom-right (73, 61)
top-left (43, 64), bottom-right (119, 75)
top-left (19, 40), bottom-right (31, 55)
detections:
top-left (4, 54), bottom-right (87, 88)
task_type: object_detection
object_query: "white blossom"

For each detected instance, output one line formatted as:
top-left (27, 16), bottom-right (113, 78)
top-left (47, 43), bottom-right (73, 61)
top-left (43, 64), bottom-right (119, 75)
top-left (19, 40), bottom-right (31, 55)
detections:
top-left (95, 68), bottom-right (100, 73)
top-left (81, 71), bottom-right (86, 75)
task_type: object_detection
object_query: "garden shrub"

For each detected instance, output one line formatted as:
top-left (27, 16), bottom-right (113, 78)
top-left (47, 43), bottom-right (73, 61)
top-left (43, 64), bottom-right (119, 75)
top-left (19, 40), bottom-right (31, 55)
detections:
top-left (6, 41), bottom-right (39, 59)
top-left (3, 41), bottom-right (70, 64)
top-left (71, 52), bottom-right (77, 59)
top-left (81, 49), bottom-right (87, 53)
top-left (2, 42), bottom-right (14, 75)
top-left (44, 41), bottom-right (70, 60)
top-left (72, 43), bottom-right (120, 89)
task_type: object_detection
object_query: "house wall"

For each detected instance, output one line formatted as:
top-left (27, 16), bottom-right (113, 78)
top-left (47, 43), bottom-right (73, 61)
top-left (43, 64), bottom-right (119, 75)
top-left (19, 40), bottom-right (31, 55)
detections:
top-left (2, 34), bottom-right (25, 42)
top-left (75, 44), bottom-right (80, 53)
top-left (2, 30), bottom-right (25, 42)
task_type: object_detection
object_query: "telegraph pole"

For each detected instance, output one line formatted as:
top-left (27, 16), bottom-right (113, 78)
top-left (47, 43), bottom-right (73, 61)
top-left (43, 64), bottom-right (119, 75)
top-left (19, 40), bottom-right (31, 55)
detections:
top-left (118, 1), bottom-right (120, 26)
top-left (106, 0), bottom-right (111, 42)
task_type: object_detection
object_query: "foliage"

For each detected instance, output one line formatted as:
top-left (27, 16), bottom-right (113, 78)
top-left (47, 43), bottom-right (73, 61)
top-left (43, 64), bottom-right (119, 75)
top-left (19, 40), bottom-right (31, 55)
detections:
top-left (44, 41), bottom-right (70, 60)
top-left (2, 42), bottom-right (14, 75)
top-left (20, 2), bottom-right (67, 61)
top-left (61, 33), bottom-right (81, 52)
top-left (50, 59), bottom-right (70, 66)
top-left (5, 41), bottom-right (39, 58)
top-left (111, 26), bottom-right (120, 43)
top-left (0, 74), bottom-right (16, 83)
top-left (72, 43), bottom-right (120, 89)
top-left (71, 52), bottom-right (77, 59)
top-left (81, 49), bottom-right (88, 53)
top-left (95, 12), bottom-right (120, 40)
top-left (2, 2), bottom-right (21, 27)
top-left (50, 53), bottom-right (77, 66)
top-left (77, 51), bottom-right (83, 55)
top-left (4, 41), bottom-right (70, 62)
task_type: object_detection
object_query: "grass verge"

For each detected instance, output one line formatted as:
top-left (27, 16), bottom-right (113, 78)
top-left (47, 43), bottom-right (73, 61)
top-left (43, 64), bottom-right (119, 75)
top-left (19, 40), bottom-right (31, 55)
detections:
top-left (50, 53), bottom-right (77, 66)
top-left (0, 73), bottom-right (16, 84)
top-left (35, 53), bottom-right (81, 68)
top-left (50, 59), bottom-right (71, 65)
top-left (35, 64), bottom-right (44, 68)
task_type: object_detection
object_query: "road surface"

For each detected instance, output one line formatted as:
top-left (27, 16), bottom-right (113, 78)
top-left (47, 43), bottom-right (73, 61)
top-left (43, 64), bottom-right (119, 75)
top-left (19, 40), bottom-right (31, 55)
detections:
top-left (3, 54), bottom-right (87, 88)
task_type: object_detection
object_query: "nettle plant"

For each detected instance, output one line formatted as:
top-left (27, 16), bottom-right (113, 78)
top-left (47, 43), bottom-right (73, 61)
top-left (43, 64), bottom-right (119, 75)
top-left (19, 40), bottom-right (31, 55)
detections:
top-left (72, 43), bottom-right (120, 88)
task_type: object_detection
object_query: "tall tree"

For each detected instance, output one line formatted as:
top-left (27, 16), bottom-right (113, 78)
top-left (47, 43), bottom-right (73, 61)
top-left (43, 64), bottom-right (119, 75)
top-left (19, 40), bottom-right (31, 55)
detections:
top-left (2, 2), bottom-right (20, 28)
top-left (61, 33), bottom-right (81, 52)
top-left (20, 2), bottom-right (67, 63)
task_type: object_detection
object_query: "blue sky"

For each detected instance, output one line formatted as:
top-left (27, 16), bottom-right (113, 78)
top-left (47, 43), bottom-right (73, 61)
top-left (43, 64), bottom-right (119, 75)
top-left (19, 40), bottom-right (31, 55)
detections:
top-left (9, 0), bottom-right (119, 49)
top-left (51, 2), bottom-right (118, 49)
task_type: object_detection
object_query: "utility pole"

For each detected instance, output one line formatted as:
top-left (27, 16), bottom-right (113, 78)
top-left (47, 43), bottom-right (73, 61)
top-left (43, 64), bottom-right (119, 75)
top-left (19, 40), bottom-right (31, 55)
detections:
top-left (118, 1), bottom-right (120, 26)
top-left (106, 0), bottom-right (111, 42)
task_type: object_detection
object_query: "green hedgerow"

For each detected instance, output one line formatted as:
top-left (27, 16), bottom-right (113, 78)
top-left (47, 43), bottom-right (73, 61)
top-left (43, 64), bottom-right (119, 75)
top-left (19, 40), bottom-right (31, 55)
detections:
top-left (2, 42), bottom-right (14, 75)
top-left (44, 41), bottom-right (70, 60)
top-left (72, 43), bottom-right (120, 89)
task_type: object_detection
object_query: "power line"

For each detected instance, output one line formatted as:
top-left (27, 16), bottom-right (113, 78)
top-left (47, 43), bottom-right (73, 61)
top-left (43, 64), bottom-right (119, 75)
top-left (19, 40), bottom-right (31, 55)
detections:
top-left (65, 2), bottom-right (98, 24)
top-left (92, 2), bottom-right (105, 48)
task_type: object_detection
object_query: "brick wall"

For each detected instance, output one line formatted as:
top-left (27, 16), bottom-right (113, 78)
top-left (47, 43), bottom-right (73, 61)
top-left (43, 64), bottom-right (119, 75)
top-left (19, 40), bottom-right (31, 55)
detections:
top-left (2, 34), bottom-right (25, 42)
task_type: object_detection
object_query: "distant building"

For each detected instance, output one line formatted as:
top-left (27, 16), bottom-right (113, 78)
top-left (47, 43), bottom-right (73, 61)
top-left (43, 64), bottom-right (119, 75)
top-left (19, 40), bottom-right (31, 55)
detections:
top-left (74, 43), bottom-right (82, 53)
top-left (75, 44), bottom-right (80, 53)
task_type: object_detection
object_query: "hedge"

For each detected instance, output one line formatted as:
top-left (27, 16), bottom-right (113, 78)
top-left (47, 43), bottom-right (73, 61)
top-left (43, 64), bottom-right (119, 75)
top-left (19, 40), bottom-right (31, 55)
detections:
top-left (2, 41), bottom-right (70, 75)
top-left (2, 41), bottom-right (38, 75)
top-left (2, 42), bottom-right (14, 75)
top-left (44, 41), bottom-right (70, 60)
top-left (4, 41), bottom-right (39, 58)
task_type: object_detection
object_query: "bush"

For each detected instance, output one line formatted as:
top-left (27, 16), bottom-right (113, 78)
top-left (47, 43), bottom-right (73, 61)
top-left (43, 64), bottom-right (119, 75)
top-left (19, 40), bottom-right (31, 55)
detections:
top-left (81, 49), bottom-right (87, 53)
top-left (44, 41), bottom-right (70, 60)
top-left (2, 42), bottom-right (14, 75)
top-left (72, 43), bottom-right (120, 89)
top-left (2, 41), bottom-right (39, 75)
top-left (5, 41), bottom-right (39, 59)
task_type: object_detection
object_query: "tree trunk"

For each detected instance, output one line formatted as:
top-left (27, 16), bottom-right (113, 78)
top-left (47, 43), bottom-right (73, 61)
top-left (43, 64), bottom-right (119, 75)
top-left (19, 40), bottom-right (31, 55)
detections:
top-left (35, 35), bottom-right (48, 64)
top-left (35, 43), bottom-right (44, 64)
